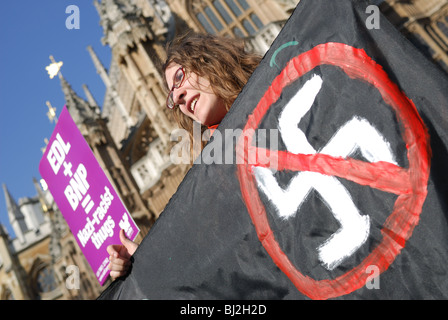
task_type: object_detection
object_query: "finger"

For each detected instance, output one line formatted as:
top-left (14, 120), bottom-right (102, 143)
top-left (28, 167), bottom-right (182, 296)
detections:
top-left (108, 255), bottom-right (131, 269)
top-left (109, 270), bottom-right (126, 280)
top-left (108, 255), bottom-right (130, 267)
top-left (108, 261), bottom-right (130, 272)
top-left (107, 244), bottom-right (127, 256)
top-left (119, 229), bottom-right (138, 256)
top-left (106, 244), bottom-right (118, 255)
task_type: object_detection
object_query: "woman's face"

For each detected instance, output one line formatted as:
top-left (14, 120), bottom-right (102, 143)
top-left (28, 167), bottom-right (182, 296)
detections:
top-left (165, 63), bottom-right (228, 126)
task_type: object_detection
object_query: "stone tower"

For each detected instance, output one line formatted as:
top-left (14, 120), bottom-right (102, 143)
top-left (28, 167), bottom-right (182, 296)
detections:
top-left (0, 182), bottom-right (103, 300)
top-left (91, 0), bottom-right (298, 218)
top-left (380, 0), bottom-right (448, 73)
top-left (92, 0), bottom-right (187, 217)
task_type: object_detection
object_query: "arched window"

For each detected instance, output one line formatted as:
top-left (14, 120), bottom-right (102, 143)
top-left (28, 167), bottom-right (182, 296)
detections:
top-left (436, 19), bottom-right (448, 40)
top-left (190, 0), bottom-right (264, 38)
top-left (1, 287), bottom-right (14, 300)
top-left (36, 266), bottom-right (58, 293)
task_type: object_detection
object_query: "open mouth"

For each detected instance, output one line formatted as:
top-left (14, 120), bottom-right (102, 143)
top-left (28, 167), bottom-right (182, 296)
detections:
top-left (190, 96), bottom-right (199, 113)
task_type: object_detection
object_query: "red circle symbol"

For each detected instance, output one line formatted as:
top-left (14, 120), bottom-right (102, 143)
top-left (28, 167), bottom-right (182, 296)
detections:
top-left (236, 42), bottom-right (431, 300)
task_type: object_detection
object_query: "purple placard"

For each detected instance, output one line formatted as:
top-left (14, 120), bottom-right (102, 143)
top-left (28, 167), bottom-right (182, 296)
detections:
top-left (39, 106), bottom-right (139, 285)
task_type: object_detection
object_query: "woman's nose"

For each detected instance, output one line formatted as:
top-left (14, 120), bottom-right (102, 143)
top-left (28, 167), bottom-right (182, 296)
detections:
top-left (172, 87), bottom-right (186, 106)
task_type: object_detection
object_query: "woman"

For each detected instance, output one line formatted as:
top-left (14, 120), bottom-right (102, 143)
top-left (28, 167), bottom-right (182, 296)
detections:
top-left (164, 32), bottom-right (261, 160)
top-left (107, 32), bottom-right (261, 280)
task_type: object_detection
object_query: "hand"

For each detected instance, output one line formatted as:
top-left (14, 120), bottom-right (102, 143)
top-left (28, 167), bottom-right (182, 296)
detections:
top-left (107, 229), bottom-right (139, 280)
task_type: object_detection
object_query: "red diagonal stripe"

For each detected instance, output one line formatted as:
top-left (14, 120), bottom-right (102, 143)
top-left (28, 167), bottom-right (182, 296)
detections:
top-left (246, 147), bottom-right (411, 195)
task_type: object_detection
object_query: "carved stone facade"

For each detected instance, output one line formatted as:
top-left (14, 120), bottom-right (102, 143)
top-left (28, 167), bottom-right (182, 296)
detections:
top-left (1, 0), bottom-right (299, 300)
top-left (92, 0), bottom-right (298, 221)
top-left (0, 182), bottom-right (103, 299)
top-left (380, 0), bottom-right (448, 73)
top-left (1, 0), bottom-right (447, 300)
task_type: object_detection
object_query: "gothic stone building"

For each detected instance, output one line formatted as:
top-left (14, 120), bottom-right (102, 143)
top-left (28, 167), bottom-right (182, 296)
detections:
top-left (0, 181), bottom-right (102, 299)
top-left (1, 0), bottom-right (447, 300)
top-left (0, 0), bottom-right (299, 300)
top-left (91, 0), bottom-right (299, 223)
top-left (379, 0), bottom-right (448, 73)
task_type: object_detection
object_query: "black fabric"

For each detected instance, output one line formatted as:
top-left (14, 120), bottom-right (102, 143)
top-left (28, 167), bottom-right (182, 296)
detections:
top-left (98, 0), bottom-right (448, 300)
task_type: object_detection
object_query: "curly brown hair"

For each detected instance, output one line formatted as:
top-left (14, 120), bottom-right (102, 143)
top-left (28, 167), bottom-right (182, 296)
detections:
top-left (162, 32), bottom-right (261, 161)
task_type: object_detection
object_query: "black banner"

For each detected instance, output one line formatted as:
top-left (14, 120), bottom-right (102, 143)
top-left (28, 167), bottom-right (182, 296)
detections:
top-left (99, 0), bottom-right (448, 300)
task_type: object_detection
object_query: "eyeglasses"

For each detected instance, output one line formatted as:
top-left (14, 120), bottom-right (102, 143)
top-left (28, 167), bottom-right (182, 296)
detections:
top-left (166, 67), bottom-right (186, 109)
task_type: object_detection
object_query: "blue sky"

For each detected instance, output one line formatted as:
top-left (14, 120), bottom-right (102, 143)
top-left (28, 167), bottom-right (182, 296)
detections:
top-left (0, 1), bottom-right (111, 236)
